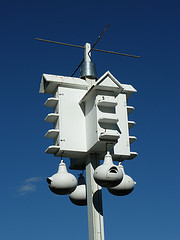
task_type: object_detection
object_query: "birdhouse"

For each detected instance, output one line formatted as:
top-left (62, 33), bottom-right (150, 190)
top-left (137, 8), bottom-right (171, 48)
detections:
top-left (93, 151), bottom-right (123, 188)
top-left (69, 174), bottom-right (87, 206)
top-left (39, 69), bottom-right (137, 169)
top-left (107, 163), bottom-right (136, 196)
top-left (47, 160), bottom-right (77, 195)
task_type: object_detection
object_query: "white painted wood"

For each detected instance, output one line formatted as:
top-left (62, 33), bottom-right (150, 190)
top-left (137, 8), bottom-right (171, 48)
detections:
top-left (98, 115), bottom-right (119, 124)
top-left (99, 130), bottom-right (120, 140)
top-left (44, 97), bottom-right (58, 108)
top-left (129, 152), bottom-right (138, 159)
top-left (113, 93), bottom-right (131, 156)
top-left (83, 90), bottom-right (98, 151)
top-left (129, 136), bottom-right (137, 144)
top-left (97, 95), bottom-right (117, 107)
top-left (96, 71), bottom-right (124, 92)
top-left (45, 113), bottom-right (59, 122)
top-left (121, 83), bottom-right (137, 98)
top-left (86, 154), bottom-right (104, 240)
top-left (40, 74), bottom-right (89, 94)
top-left (128, 120), bottom-right (136, 129)
top-left (45, 129), bottom-right (59, 138)
top-left (127, 106), bottom-right (135, 114)
top-left (45, 145), bottom-right (60, 154)
top-left (58, 86), bottom-right (87, 153)
top-left (40, 70), bottom-right (137, 160)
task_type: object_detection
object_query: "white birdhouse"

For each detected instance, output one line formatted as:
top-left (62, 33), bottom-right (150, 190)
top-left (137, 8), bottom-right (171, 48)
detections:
top-left (47, 160), bottom-right (77, 195)
top-left (93, 151), bottom-right (123, 188)
top-left (69, 174), bottom-right (87, 206)
top-left (39, 70), bottom-right (137, 169)
top-left (108, 163), bottom-right (136, 196)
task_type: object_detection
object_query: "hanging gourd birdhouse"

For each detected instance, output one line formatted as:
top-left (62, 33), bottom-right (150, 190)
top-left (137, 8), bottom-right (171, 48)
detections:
top-left (47, 160), bottom-right (77, 195)
top-left (93, 152), bottom-right (123, 188)
top-left (69, 174), bottom-right (87, 206)
top-left (108, 163), bottom-right (136, 196)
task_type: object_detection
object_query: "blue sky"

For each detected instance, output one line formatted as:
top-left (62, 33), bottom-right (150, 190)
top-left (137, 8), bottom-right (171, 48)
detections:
top-left (0, 0), bottom-right (179, 239)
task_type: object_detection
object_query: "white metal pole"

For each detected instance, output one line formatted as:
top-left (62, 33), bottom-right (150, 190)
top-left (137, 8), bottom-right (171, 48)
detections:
top-left (84, 43), bottom-right (104, 240)
top-left (86, 154), bottom-right (105, 240)
top-left (84, 43), bottom-right (91, 62)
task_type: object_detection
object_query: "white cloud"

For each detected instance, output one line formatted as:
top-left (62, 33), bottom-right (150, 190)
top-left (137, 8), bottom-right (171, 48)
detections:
top-left (25, 177), bottom-right (43, 183)
top-left (18, 183), bottom-right (36, 195)
top-left (17, 177), bottom-right (43, 195)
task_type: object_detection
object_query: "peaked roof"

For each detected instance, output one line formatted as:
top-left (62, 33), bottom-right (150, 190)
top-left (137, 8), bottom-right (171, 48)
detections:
top-left (97, 71), bottom-right (137, 98)
top-left (79, 71), bottom-right (137, 104)
top-left (96, 71), bottom-right (124, 92)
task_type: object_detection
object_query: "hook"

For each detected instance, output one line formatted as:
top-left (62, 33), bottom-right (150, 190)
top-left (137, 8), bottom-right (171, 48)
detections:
top-left (106, 143), bottom-right (109, 153)
top-left (60, 151), bottom-right (64, 161)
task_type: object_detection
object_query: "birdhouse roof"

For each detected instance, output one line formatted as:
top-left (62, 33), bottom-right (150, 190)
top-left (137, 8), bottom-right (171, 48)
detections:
top-left (39, 74), bottom-right (89, 94)
top-left (79, 71), bottom-right (137, 104)
top-left (95, 71), bottom-right (124, 92)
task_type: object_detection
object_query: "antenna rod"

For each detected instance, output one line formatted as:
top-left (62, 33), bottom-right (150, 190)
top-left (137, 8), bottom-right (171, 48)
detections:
top-left (71, 24), bottom-right (111, 77)
top-left (92, 48), bottom-right (140, 58)
top-left (88, 24), bottom-right (110, 55)
top-left (71, 58), bottom-right (85, 77)
top-left (35, 37), bottom-right (140, 58)
top-left (35, 38), bottom-right (85, 49)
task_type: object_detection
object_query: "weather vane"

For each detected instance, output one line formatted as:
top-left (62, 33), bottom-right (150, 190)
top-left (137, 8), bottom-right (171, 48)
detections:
top-left (35, 24), bottom-right (140, 77)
